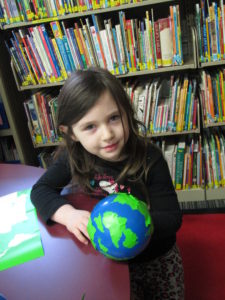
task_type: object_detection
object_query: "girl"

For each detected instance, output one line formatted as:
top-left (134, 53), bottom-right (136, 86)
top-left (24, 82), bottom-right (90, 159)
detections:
top-left (31, 67), bottom-right (184, 300)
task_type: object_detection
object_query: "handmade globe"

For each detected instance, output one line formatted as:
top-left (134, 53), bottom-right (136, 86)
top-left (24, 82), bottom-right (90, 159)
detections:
top-left (87, 193), bottom-right (153, 260)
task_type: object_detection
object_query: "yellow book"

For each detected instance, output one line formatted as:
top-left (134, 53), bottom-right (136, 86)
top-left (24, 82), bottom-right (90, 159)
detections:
top-left (18, 44), bottom-right (36, 85)
top-left (220, 70), bottom-right (225, 121)
top-left (177, 78), bottom-right (188, 131)
top-left (215, 134), bottom-right (224, 186)
top-left (206, 18), bottom-right (211, 62)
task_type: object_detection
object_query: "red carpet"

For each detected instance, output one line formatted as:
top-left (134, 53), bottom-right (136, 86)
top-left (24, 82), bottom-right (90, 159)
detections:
top-left (177, 214), bottom-right (225, 300)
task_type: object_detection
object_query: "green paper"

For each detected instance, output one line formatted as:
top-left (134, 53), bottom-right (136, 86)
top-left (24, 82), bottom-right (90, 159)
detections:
top-left (0, 189), bottom-right (44, 271)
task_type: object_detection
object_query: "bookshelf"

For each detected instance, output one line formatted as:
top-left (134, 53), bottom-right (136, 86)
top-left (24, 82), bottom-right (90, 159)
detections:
top-left (0, 0), bottom-right (225, 209)
top-left (0, 33), bottom-right (37, 164)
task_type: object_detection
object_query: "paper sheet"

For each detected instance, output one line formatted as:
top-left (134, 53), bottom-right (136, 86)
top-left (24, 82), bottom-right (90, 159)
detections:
top-left (0, 189), bottom-right (44, 271)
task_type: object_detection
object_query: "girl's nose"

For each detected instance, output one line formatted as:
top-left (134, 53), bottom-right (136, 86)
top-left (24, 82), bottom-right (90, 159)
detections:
top-left (101, 125), bottom-right (114, 140)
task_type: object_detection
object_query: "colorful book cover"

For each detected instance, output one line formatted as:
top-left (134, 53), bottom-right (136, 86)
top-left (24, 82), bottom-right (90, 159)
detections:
top-left (0, 189), bottom-right (44, 271)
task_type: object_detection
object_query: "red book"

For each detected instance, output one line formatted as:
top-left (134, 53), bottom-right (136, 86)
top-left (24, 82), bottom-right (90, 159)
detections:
top-left (37, 25), bottom-right (58, 79)
top-left (18, 30), bottom-right (40, 82)
top-left (192, 98), bottom-right (198, 129)
top-left (154, 20), bottom-right (162, 67)
top-left (126, 19), bottom-right (136, 70)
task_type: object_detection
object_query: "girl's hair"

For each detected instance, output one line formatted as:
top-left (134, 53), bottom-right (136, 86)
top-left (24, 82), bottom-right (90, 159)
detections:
top-left (56, 67), bottom-right (153, 201)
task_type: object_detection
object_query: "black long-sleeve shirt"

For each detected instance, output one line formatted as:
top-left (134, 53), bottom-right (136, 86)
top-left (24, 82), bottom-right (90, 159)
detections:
top-left (31, 143), bottom-right (182, 262)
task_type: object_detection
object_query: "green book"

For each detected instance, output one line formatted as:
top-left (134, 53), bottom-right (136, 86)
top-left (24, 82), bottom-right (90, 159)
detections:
top-left (0, 189), bottom-right (44, 271)
top-left (175, 141), bottom-right (186, 190)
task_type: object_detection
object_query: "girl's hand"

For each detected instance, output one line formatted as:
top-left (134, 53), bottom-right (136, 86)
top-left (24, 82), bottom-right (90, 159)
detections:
top-left (65, 209), bottom-right (91, 245)
top-left (51, 204), bottom-right (91, 245)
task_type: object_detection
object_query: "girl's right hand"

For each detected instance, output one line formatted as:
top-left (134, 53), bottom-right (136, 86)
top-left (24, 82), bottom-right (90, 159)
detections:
top-left (51, 204), bottom-right (91, 245)
top-left (65, 208), bottom-right (91, 245)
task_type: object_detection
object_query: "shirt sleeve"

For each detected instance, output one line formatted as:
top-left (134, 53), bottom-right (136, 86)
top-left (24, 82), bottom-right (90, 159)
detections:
top-left (147, 146), bottom-right (182, 239)
top-left (30, 152), bottom-right (72, 223)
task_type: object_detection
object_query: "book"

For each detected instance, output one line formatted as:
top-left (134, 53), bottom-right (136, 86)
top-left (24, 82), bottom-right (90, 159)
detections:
top-left (158, 17), bottom-right (173, 66)
top-left (175, 141), bottom-right (186, 190)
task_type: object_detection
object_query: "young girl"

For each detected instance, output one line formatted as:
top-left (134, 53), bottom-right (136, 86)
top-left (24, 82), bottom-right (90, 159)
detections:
top-left (31, 67), bottom-right (184, 300)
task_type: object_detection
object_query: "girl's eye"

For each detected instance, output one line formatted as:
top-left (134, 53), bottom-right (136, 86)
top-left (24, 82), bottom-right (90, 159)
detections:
top-left (84, 124), bottom-right (95, 131)
top-left (110, 114), bottom-right (120, 122)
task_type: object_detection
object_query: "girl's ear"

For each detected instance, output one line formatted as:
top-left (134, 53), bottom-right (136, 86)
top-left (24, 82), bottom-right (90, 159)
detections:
top-left (59, 125), bottom-right (68, 134)
top-left (59, 125), bottom-right (78, 142)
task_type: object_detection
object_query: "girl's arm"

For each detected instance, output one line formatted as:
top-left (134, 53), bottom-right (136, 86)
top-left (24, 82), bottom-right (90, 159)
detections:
top-left (147, 146), bottom-right (182, 238)
top-left (31, 152), bottom-right (73, 223)
top-left (31, 152), bottom-right (91, 244)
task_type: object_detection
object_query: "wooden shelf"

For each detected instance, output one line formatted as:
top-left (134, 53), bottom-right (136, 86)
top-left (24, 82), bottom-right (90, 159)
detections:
top-left (200, 60), bottom-right (225, 68)
top-left (0, 128), bottom-right (12, 137)
top-left (203, 122), bottom-right (225, 128)
top-left (149, 128), bottom-right (200, 138)
top-left (205, 187), bottom-right (225, 201)
top-left (176, 188), bottom-right (205, 202)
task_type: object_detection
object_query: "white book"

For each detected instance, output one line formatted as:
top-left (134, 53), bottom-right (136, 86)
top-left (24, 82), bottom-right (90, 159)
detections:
top-left (115, 24), bottom-right (125, 68)
top-left (105, 22), bottom-right (117, 66)
top-left (137, 84), bottom-right (148, 123)
top-left (144, 82), bottom-right (153, 129)
top-left (90, 26), bottom-right (105, 68)
top-left (164, 143), bottom-right (175, 178)
top-left (100, 29), bottom-right (114, 72)
top-left (31, 27), bottom-right (53, 78)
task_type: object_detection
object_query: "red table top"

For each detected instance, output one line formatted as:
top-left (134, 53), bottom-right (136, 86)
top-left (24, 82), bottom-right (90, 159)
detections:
top-left (0, 164), bottom-right (130, 300)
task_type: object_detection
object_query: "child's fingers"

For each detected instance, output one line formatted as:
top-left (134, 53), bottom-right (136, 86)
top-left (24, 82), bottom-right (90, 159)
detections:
top-left (79, 223), bottom-right (90, 240)
top-left (73, 228), bottom-right (89, 245)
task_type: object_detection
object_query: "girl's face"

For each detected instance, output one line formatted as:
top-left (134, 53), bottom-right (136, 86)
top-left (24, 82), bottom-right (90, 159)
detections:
top-left (71, 90), bottom-right (129, 162)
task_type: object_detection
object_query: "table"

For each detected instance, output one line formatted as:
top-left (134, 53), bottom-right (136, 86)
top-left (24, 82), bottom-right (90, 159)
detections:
top-left (0, 164), bottom-right (130, 300)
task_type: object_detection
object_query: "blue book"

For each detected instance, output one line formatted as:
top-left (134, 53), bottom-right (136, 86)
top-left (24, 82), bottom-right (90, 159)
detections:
top-left (62, 36), bottom-right (76, 71)
top-left (173, 6), bottom-right (180, 63)
top-left (212, 77), bottom-right (219, 121)
top-left (201, 0), bottom-right (208, 60)
top-left (118, 11), bottom-right (132, 71)
top-left (68, 27), bottom-right (84, 69)
top-left (140, 21), bottom-right (147, 69)
top-left (184, 81), bottom-right (192, 131)
top-left (112, 28), bottom-right (122, 74)
top-left (214, 2), bottom-right (221, 60)
top-left (55, 37), bottom-right (72, 74)
top-left (11, 31), bottom-right (29, 75)
top-left (0, 101), bottom-right (9, 129)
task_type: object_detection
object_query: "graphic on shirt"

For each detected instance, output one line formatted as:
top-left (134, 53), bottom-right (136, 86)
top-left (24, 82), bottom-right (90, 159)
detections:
top-left (90, 174), bottom-right (131, 195)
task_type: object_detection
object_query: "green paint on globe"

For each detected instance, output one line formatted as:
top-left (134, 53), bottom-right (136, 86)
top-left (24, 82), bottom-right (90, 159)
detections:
top-left (94, 213), bottom-right (104, 233)
top-left (87, 218), bottom-right (96, 249)
top-left (102, 211), bottom-right (138, 249)
top-left (98, 238), bottom-right (108, 253)
top-left (102, 212), bottom-right (126, 248)
top-left (113, 193), bottom-right (151, 227)
top-left (123, 228), bottom-right (137, 248)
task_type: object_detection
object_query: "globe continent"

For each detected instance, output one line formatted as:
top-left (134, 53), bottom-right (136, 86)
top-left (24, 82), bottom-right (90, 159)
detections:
top-left (87, 193), bottom-right (153, 260)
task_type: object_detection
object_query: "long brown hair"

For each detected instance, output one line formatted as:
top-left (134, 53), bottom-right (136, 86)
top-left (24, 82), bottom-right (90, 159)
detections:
top-left (56, 67), bottom-right (153, 199)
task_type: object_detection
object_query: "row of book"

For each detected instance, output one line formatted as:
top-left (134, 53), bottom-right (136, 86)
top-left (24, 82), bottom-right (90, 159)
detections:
top-left (0, 0), bottom-right (144, 25)
top-left (0, 136), bottom-right (20, 162)
top-left (200, 69), bottom-right (225, 124)
top-left (24, 73), bottom-right (199, 146)
top-left (125, 75), bottom-right (199, 134)
top-left (0, 96), bottom-right (9, 129)
top-left (38, 147), bottom-right (56, 168)
top-left (195, 0), bottom-right (225, 63)
top-left (6, 6), bottom-right (183, 86)
top-left (156, 136), bottom-right (204, 190)
top-left (203, 127), bottom-right (225, 188)
top-left (23, 89), bottom-right (61, 145)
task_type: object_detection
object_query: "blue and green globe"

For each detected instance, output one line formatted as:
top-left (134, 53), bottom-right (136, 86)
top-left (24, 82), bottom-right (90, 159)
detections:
top-left (87, 193), bottom-right (153, 260)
